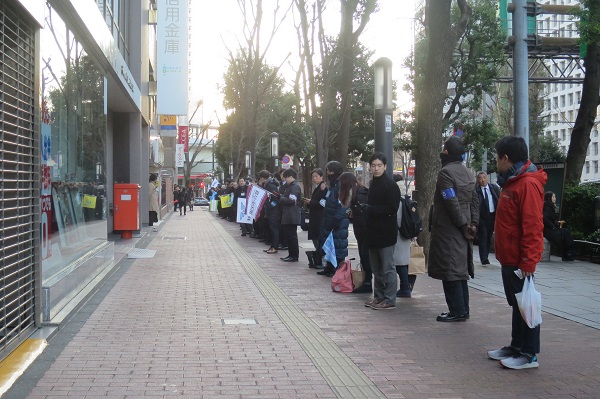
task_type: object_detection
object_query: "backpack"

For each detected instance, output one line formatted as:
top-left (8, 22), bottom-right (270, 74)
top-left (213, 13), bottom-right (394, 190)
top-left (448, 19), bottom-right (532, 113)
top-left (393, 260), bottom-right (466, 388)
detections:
top-left (399, 195), bottom-right (423, 239)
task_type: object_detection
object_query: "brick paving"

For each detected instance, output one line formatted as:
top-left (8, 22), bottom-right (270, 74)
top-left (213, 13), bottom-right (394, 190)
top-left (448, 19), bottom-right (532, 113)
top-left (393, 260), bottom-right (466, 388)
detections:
top-left (9, 208), bottom-right (600, 398)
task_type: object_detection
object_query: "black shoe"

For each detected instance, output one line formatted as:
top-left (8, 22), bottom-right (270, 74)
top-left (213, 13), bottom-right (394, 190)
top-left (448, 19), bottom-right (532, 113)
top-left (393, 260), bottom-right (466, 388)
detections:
top-left (277, 246), bottom-right (288, 251)
top-left (249, 234), bottom-right (259, 239)
top-left (317, 264), bottom-right (335, 276)
top-left (352, 284), bottom-right (372, 294)
top-left (306, 251), bottom-right (315, 268)
top-left (439, 311), bottom-right (470, 319)
top-left (481, 259), bottom-right (490, 265)
top-left (396, 290), bottom-right (411, 298)
top-left (258, 239), bottom-right (266, 242)
top-left (264, 242), bottom-right (273, 246)
top-left (241, 233), bottom-right (247, 236)
top-left (280, 256), bottom-right (299, 262)
top-left (436, 312), bottom-right (467, 322)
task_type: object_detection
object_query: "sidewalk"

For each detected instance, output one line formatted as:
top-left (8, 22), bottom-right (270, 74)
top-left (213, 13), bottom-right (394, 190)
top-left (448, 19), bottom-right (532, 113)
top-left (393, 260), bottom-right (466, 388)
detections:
top-left (5, 207), bottom-right (600, 398)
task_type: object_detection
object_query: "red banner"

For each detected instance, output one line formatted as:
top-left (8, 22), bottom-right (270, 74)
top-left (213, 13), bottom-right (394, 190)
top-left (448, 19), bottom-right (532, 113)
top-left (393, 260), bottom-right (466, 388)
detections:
top-left (178, 125), bottom-right (189, 152)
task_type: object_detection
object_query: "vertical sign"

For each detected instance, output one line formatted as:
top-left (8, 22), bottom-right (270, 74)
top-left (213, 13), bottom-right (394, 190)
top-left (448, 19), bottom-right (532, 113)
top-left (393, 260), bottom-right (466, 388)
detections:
top-left (178, 125), bottom-right (189, 152)
top-left (157, 0), bottom-right (189, 115)
top-left (41, 101), bottom-right (52, 259)
top-left (176, 144), bottom-right (185, 167)
top-left (159, 114), bottom-right (177, 137)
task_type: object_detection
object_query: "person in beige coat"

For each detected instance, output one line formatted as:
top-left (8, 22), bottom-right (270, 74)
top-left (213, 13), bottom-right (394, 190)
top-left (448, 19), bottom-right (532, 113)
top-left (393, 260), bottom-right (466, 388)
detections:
top-left (149, 174), bottom-right (160, 227)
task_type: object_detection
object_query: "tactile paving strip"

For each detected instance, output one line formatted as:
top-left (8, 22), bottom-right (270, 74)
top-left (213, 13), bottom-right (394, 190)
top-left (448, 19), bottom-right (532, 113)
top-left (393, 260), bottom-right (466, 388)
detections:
top-left (211, 218), bottom-right (385, 399)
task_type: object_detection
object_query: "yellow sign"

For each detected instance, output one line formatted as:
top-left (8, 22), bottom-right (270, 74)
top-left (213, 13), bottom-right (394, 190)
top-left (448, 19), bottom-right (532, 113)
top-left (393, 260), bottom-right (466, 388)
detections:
top-left (82, 195), bottom-right (97, 209)
top-left (160, 115), bottom-right (176, 126)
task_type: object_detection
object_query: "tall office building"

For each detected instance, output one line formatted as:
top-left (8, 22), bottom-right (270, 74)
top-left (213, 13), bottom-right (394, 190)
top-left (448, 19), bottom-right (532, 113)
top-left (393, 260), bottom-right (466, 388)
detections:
top-left (538, 0), bottom-right (600, 181)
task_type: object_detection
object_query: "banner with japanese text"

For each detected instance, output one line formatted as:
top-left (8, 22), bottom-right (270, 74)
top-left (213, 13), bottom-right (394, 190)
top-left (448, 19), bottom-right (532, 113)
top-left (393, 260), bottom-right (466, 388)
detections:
top-left (157, 0), bottom-right (189, 115)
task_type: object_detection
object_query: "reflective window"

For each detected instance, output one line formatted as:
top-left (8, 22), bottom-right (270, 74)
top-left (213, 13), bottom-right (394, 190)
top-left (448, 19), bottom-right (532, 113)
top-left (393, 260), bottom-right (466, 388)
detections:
top-left (41, 5), bottom-right (107, 272)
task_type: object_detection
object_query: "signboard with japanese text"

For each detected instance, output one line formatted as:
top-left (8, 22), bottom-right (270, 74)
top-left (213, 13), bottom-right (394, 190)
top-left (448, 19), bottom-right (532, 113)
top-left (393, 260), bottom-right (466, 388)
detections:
top-left (157, 0), bottom-right (189, 115)
top-left (176, 144), bottom-right (185, 167)
top-left (178, 125), bottom-right (189, 152)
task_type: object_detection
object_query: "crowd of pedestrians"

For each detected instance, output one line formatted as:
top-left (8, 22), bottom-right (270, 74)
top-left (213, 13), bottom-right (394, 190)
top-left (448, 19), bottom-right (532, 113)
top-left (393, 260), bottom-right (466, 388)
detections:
top-left (200, 136), bottom-right (575, 370)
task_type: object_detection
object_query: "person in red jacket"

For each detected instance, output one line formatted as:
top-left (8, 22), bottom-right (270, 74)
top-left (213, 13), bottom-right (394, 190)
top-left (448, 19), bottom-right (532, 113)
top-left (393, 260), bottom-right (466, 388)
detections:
top-left (488, 136), bottom-right (547, 370)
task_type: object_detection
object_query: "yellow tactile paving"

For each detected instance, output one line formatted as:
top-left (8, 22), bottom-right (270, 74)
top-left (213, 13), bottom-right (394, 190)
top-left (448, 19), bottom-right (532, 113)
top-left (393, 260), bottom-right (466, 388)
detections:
top-left (0, 339), bottom-right (47, 396)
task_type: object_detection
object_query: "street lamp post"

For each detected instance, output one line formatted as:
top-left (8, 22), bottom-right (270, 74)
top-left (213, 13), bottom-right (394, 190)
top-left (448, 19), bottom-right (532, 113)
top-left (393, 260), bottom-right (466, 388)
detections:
top-left (229, 161), bottom-right (234, 179)
top-left (270, 132), bottom-right (279, 173)
top-left (245, 151), bottom-right (252, 178)
top-left (374, 57), bottom-right (394, 178)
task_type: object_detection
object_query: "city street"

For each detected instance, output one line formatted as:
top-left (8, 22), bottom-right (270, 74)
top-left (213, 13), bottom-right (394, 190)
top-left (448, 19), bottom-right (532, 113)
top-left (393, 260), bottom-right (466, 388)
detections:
top-left (5, 207), bottom-right (600, 399)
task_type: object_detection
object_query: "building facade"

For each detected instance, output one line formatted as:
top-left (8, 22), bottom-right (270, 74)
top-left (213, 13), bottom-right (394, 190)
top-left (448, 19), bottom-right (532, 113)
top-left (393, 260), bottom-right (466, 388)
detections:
top-left (0, 0), bottom-right (160, 361)
top-left (537, 0), bottom-right (600, 182)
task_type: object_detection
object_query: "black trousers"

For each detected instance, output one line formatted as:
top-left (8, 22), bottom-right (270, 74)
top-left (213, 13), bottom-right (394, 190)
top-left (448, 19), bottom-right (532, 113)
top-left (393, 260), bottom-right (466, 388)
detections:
top-left (268, 218), bottom-right (280, 248)
top-left (477, 212), bottom-right (495, 262)
top-left (442, 280), bottom-right (469, 316)
top-left (281, 224), bottom-right (299, 258)
top-left (501, 266), bottom-right (541, 355)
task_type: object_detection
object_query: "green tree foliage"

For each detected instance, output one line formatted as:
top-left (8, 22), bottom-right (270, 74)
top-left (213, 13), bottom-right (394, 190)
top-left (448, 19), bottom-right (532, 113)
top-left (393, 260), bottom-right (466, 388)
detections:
top-left (459, 117), bottom-right (501, 172)
top-left (562, 182), bottom-right (600, 239)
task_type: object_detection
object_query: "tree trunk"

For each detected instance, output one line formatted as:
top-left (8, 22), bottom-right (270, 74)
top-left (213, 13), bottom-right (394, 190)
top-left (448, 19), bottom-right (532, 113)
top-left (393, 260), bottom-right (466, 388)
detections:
top-left (565, 41), bottom-right (600, 184)
top-left (415, 0), bottom-right (470, 254)
top-left (336, 0), bottom-right (355, 167)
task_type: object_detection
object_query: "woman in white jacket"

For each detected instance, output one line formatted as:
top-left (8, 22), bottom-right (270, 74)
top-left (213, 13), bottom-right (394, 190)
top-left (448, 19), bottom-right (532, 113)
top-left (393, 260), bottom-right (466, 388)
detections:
top-left (393, 180), bottom-right (414, 298)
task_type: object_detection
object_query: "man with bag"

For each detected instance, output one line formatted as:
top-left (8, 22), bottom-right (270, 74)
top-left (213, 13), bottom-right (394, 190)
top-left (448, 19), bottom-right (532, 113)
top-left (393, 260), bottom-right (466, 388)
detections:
top-left (488, 136), bottom-right (547, 370)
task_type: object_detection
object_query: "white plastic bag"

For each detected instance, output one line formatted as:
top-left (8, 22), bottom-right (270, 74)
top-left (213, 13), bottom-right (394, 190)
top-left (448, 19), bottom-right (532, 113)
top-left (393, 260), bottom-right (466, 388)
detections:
top-left (515, 276), bottom-right (542, 328)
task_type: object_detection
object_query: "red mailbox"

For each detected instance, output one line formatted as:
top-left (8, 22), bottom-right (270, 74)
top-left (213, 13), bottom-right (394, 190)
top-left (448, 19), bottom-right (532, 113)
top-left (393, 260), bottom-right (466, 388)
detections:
top-left (114, 183), bottom-right (141, 239)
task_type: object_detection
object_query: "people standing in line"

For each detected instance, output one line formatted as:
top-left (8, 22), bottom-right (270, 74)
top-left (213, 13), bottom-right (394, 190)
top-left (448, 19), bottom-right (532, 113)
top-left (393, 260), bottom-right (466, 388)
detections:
top-left (349, 175), bottom-right (372, 293)
top-left (428, 136), bottom-right (479, 322)
top-left (476, 171), bottom-right (500, 265)
top-left (178, 186), bottom-right (188, 216)
top-left (235, 178), bottom-right (253, 236)
top-left (488, 136), bottom-right (546, 370)
top-left (276, 170), bottom-right (288, 251)
top-left (394, 175), bottom-right (415, 298)
top-left (262, 170), bottom-right (281, 254)
top-left (149, 174), bottom-right (160, 228)
top-left (173, 185), bottom-right (180, 212)
top-left (317, 161), bottom-right (345, 277)
top-left (543, 191), bottom-right (576, 261)
top-left (362, 153), bottom-right (401, 310)
top-left (303, 168), bottom-right (328, 269)
top-left (279, 168), bottom-right (302, 262)
top-left (186, 185), bottom-right (194, 212)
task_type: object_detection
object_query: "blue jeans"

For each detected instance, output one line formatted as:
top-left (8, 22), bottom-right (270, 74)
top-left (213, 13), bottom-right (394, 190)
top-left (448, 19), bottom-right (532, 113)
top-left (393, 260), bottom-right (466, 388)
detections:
top-left (501, 266), bottom-right (541, 355)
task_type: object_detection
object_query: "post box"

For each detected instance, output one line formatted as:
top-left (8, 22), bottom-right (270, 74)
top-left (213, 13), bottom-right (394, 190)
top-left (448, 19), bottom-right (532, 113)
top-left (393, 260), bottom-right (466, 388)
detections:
top-left (114, 183), bottom-right (141, 239)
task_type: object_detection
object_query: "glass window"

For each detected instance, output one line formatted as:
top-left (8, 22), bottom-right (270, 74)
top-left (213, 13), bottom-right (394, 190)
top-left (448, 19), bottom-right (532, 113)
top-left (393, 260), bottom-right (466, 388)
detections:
top-left (586, 162), bottom-right (590, 173)
top-left (594, 142), bottom-right (598, 155)
top-left (594, 161), bottom-right (599, 174)
top-left (41, 5), bottom-right (107, 271)
top-left (561, 129), bottom-right (566, 140)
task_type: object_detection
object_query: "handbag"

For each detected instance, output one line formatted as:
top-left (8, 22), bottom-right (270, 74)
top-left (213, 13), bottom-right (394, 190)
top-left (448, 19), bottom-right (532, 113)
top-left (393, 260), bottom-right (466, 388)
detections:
top-left (351, 262), bottom-right (365, 288)
top-left (408, 242), bottom-right (426, 275)
top-left (331, 259), bottom-right (354, 293)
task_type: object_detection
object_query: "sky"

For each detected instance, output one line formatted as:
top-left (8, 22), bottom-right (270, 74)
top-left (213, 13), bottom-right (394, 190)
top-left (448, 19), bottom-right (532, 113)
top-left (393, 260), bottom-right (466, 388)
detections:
top-left (189, 0), bottom-right (418, 127)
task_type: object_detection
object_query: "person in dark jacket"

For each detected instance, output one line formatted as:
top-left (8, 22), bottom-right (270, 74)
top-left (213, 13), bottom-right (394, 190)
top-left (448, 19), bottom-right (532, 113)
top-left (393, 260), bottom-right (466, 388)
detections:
top-left (428, 136), bottom-right (479, 322)
top-left (350, 179), bottom-right (371, 293)
top-left (234, 178), bottom-right (253, 236)
top-left (543, 191), bottom-right (575, 261)
top-left (317, 161), bottom-right (345, 277)
top-left (303, 168), bottom-right (328, 268)
top-left (173, 185), bottom-right (180, 212)
top-left (476, 171), bottom-right (500, 264)
top-left (178, 187), bottom-right (187, 216)
top-left (263, 172), bottom-right (282, 254)
top-left (279, 168), bottom-right (302, 262)
top-left (362, 153), bottom-right (401, 310)
top-left (186, 186), bottom-right (194, 212)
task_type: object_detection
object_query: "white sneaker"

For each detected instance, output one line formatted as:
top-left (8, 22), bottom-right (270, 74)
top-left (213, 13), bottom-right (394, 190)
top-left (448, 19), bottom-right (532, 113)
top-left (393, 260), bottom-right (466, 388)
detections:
top-left (500, 353), bottom-right (539, 369)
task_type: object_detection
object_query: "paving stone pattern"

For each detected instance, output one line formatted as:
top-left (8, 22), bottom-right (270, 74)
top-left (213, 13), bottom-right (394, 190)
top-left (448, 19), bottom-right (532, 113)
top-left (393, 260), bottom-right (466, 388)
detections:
top-left (16, 209), bottom-right (600, 398)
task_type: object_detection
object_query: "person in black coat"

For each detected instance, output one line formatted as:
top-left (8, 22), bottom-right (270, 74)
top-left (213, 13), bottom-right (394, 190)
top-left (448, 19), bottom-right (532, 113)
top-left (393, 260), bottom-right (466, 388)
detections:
top-left (261, 170), bottom-right (281, 254)
top-left (303, 168), bottom-right (328, 268)
top-left (178, 187), bottom-right (187, 216)
top-left (234, 178), bottom-right (253, 236)
top-left (363, 152), bottom-right (401, 310)
top-left (543, 191), bottom-right (575, 261)
top-left (279, 168), bottom-right (302, 262)
top-left (317, 161), bottom-right (345, 277)
top-left (475, 171), bottom-right (500, 264)
top-left (350, 180), bottom-right (371, 292)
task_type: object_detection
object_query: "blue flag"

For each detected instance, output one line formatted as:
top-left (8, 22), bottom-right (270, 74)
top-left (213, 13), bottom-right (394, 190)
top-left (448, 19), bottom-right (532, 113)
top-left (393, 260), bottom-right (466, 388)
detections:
top-left (322, 231), bottom-right (338, 267)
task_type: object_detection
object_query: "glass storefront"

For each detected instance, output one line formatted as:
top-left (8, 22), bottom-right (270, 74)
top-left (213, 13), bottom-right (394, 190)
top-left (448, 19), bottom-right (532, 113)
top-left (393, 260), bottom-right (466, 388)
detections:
top-left (40, 3), bottom-right (108, 285)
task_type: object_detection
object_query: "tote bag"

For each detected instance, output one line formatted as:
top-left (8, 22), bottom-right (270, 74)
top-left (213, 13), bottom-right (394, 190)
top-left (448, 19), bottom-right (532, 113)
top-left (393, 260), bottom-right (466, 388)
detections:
top-left (331, 259), bottom-right (353, 293)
